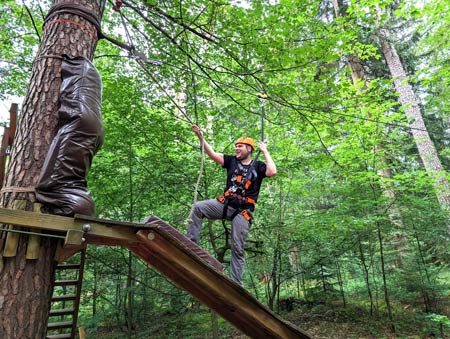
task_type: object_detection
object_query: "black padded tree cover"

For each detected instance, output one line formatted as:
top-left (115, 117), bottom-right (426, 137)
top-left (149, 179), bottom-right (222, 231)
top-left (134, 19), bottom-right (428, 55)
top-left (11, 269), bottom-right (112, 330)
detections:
top-left (36, 55), bottom-right (104, 216)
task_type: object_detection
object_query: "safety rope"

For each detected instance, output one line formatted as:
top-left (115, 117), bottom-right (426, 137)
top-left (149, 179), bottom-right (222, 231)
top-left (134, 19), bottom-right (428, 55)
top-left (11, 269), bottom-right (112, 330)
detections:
top-left (42, 1), bottom-right (162, 66)
top-left (186, 139), bottom-right (205, 224)
top-left (1, 186), bottom-right (36, 193)
top-left (44, 2), bottom-right (101, 40)
top-left (254, 91), bottom-right (268, 162)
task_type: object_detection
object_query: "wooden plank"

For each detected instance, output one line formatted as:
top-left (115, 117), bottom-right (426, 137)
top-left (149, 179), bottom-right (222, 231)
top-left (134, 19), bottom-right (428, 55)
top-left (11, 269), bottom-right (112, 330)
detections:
top-left (78, 327), bottom-right (87, 339)
top-left (0, 207), bottom-right (77, 231)
top-left (26, 203), bottom-right (42, 259)
top-left (0, 208), bottom-right (147, 245)
top-left (64, 230), bottom-right (84, 246)
top-left (3, 200), bottom-right (26, 257)
top-left (55, 240), bottom-right (86, 263)
top-left (0, 127), bottom-right (10, 186)
top-left (129, 227), bottom-right (311, 339)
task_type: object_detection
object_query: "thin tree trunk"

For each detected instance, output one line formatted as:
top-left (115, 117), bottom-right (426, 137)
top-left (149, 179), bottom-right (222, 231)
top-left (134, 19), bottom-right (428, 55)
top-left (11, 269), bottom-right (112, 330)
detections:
top-left (335, 256), bottom-right (346, 308)
top-left (126, 141), bottom-right (134, 338)
top-left (116, 274), bottom-right (122, 326)
top-left (267, 236), bottom-right (281, 311)
top-left (93, 259), bottom-right (98, 317)
top-left (358, 236), bottom-right (374, 316)
top-left (0, 1), bottom-right (105, 337)
top-left (288, 245), bottom-right (302, 299)
top-left (377, 222), bottom-right (396, 333)
top-left (297, 246), bottom-right (308, 301)
top-left (211, 310), bottom-right (219, 339)
top-left (413, 228), bottom-right (438, 313)
top-left (126, 252), bottom-right (133, 338)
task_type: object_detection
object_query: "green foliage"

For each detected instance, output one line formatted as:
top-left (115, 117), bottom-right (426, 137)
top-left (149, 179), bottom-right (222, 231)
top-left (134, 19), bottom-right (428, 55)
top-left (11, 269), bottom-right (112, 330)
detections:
top-left (0, 0), bottom-right (45, 99)
top-left (1, 0), bottom-right (449, 337)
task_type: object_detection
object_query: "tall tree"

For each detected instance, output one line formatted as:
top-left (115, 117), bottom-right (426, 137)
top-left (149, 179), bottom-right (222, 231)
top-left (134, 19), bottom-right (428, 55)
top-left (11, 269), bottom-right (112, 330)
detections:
top-left (0, 0), bottom-right (105, 337)
top-left (376, 11), bottom-right (450, 216)
top-left (331, 0), bottom-right (408, 267)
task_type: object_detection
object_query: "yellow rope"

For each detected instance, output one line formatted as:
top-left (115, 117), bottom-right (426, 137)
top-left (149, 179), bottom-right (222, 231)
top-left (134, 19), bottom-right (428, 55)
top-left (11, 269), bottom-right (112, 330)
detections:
top-left (187, 139), bottom-right (205, 224)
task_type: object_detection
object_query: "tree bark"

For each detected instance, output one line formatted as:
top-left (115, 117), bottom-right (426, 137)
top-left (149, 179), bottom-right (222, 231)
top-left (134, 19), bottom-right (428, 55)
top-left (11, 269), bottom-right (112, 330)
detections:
top-left (377, 27), bottom-right (450, 213)
top-left (0, 0), bottom-right (105, 337)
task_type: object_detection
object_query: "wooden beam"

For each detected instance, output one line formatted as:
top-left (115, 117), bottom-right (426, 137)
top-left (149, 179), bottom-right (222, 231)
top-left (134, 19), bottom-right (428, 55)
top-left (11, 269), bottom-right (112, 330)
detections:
top-left (55, 242), bottom-right (86, 263)
top-left (0, 103), bottom-right (18, 189)
top-left (8, 103), bottom-right (17, 145)
top-left (26, 203), bottom-right (43, 259)
top-left (3, 200), bottom-right (26, 257)
top-left (0, 208), bottom-right (148, 245)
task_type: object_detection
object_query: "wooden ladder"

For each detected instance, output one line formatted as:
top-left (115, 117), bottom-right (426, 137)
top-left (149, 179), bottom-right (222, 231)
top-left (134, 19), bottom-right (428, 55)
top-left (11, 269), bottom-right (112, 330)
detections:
top-left (46, 248), bottom-right (86, 339)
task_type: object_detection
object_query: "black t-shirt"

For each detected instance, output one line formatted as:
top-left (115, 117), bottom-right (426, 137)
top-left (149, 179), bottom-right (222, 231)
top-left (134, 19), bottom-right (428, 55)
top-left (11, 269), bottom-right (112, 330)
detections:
top-left (223, 155), bottom-right (267, 203)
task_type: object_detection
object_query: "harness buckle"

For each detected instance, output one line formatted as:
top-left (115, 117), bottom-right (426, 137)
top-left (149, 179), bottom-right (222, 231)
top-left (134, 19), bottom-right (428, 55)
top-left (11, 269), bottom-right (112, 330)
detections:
top-left (244, 180), bottom-right (252, 189)
top-left (241, 209), bottom-right (252, 221)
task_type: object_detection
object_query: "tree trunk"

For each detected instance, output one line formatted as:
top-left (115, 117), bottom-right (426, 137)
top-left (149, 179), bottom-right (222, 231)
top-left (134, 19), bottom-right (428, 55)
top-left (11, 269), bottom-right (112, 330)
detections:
top-left (0, 0), bottom-right (105, 337)
top-left (357, 235), bottom-right (374, 316)
top-left (126, 251), bottom-right (134, 338)
top-left (334, 255), bottom-right (346, 308)
top-left (377, 27), bottom-right (450, 214)
top-left (267, 236), bottom-right (281, 311)
top-left (377, 222), bottom-right (395, 334)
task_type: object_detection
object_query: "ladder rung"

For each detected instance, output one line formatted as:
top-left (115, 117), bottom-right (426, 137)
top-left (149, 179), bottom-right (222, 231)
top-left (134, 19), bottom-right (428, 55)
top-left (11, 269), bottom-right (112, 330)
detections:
top-left (49, 308), bottom-right (75, 316)
top-left (47, 320), bottom-right (73, 330)
top-left (56, 264), bottom-right (80, 270)
top-left (46, 334), bottom-right (72, 339)
top-left (54, 279), bottom-right (79, 286)
top-left (51, 294), bottom-right (77, 302)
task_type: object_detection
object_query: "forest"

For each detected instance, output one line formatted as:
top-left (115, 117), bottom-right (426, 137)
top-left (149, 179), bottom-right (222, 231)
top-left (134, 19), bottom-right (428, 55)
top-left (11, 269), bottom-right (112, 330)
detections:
top-left (0, 0), bottom-right (449, 338)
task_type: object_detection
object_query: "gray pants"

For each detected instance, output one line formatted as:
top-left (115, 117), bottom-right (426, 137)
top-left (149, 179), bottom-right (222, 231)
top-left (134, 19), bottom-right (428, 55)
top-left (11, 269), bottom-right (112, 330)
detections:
top-left (186, 199), bottom-right (251, 285)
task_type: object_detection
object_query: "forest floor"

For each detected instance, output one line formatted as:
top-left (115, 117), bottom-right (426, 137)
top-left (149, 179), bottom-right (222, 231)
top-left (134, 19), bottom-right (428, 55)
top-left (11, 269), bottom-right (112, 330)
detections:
top-left (91, 296), bottom-right (450, 339)
top-left (285, 298), bottom-right (449, 339)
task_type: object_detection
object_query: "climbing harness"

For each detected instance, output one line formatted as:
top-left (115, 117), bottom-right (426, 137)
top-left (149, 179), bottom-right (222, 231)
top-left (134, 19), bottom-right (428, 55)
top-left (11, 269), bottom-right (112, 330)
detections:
top-left (217, 91), bottom-right (268, 226)
top-left (217, 158), bottom-right (258, 228)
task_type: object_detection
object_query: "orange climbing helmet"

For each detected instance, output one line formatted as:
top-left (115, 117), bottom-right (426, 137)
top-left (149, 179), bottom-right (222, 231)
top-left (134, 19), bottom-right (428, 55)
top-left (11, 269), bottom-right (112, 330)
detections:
top-left (235, 137), bottom-right (255, 151)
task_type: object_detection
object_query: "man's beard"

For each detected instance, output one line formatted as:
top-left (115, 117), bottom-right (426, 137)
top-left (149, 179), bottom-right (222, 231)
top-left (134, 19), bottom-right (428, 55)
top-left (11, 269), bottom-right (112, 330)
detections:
top-left (237, 150), bottom-right (251, 161)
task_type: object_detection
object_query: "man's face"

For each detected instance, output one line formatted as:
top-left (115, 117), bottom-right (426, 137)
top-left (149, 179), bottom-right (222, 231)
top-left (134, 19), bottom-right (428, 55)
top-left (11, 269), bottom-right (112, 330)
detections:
top-left (235, 143), bottom-right (252, 160)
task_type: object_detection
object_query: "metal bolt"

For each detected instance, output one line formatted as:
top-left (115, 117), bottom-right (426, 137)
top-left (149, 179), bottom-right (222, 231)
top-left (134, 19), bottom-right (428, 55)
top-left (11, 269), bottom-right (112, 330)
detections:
top-left (82, 224), bottom-right (91, 232)
top-left (147, 232), bottom-right (155, 240)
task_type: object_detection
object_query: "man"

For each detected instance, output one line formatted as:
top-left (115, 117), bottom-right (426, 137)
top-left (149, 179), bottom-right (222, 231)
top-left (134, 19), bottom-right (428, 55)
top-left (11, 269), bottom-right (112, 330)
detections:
top-left (187, 124), bottom-right (277, 285)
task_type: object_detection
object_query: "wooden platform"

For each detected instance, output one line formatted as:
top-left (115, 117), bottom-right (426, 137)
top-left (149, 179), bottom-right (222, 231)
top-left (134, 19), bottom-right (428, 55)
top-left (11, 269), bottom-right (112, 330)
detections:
top-left (0, 208), bottom-right (312, 338)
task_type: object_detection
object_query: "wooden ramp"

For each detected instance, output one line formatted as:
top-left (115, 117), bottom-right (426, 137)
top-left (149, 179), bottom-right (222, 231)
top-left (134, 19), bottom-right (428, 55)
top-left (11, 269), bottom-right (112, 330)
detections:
top-left (0, 208), bottom-right (312, 338)
top-left (125, 216), bottom-right (311, 338)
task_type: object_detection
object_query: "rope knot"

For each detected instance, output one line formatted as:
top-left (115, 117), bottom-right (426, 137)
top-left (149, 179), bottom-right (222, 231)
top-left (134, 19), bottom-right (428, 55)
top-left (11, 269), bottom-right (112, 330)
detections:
top-left (113, 0), bottom-right (123, 12)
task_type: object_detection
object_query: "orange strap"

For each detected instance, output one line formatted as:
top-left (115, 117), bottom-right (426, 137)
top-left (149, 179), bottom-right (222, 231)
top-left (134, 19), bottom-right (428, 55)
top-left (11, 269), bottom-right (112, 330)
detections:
top-left (220, 191), bottom-right (256, 205)
top-left (241, 209), bottom-right (251, 221)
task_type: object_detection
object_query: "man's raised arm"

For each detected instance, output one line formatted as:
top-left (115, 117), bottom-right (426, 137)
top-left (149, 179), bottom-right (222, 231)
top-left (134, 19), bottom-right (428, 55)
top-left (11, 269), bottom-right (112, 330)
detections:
top-left (192, 124), bottom-right (224, 166)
